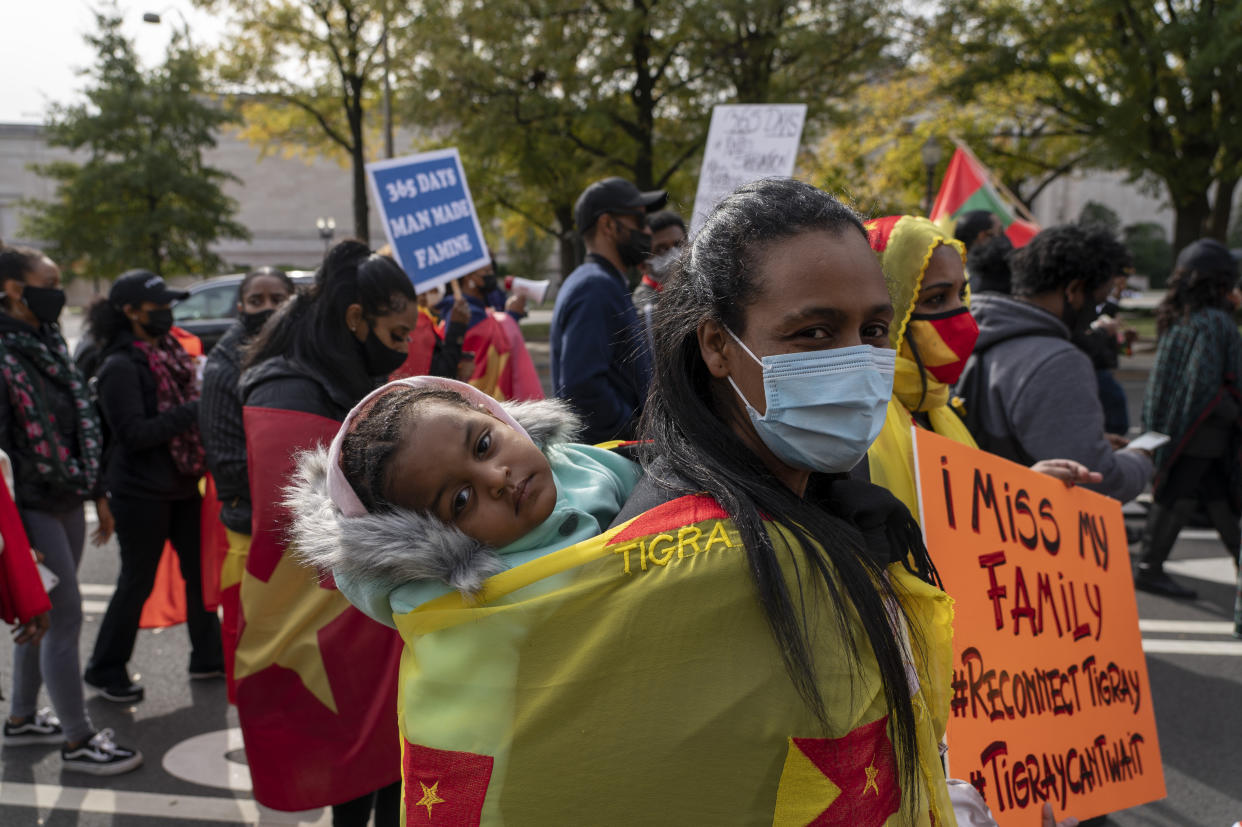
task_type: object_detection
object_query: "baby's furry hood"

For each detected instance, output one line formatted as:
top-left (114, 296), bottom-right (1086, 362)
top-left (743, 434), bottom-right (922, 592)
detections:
top-left (283, 398), bottom-right (581, 599)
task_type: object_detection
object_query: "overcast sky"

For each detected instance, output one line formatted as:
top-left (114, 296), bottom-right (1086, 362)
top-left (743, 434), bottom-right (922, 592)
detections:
top-left (2, 0), bottom-right (226, 124)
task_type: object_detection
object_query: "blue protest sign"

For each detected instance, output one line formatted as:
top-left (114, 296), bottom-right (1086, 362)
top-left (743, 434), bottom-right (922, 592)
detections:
top-left (367, 148), bottom-right (490, 292)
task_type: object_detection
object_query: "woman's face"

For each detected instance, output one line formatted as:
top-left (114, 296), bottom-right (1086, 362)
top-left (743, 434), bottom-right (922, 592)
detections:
top-left (129, 301), bottom-right (172, 324)
top-left (385, 401), bottom-right (557, 547)
top-left (348, 295), bottom-right (419, 353)
top-left (2, 256), bottom-right (59, 322)
top-left (24, 256), bottom-right (61, 290)
top-left (704, 229), bottom-right (893, 418)
top-left (912, 245), bottom-right (968, 316)
top-left (239, 274), bottom-right (292, 315)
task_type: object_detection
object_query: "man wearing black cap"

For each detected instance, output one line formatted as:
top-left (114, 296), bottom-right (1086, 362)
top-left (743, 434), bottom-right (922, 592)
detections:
top-left (551, 177), bottom-right (667, 443)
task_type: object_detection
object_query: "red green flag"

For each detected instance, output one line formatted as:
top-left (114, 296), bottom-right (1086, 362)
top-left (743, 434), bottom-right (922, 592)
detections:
top-left (930, 145), bottom-right (1039, 247)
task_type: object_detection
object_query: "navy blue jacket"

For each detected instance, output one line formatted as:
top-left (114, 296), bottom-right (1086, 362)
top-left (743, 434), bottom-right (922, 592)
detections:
top-left (550, 254), bottom-right (651, 444)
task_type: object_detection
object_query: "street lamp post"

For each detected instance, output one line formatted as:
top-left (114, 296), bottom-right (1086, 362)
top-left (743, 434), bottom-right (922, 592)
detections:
top-left (921, 136), bottom-right (943, 217)
top-left (316, 217), bottom-right (336, 257)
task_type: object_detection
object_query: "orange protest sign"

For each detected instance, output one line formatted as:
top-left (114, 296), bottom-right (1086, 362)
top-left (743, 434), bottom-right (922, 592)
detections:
top-left (913, 428), bottom-right (1165, 824)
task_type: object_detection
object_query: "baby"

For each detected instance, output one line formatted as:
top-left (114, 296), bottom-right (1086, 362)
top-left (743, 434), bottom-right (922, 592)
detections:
top-left (286, 377), bottom-right (641, 625)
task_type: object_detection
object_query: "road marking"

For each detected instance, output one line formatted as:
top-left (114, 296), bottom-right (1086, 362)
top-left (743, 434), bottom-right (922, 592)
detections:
top-left (83, 600), bottom-right (110, 614)
top-left (1142, 639), bottom-right (1242, 656)
top-left (1163, 556), bottom-right (1238, 587)
top-left (80, 583), bottom-right (115, 597)
top-left (0, 781), bottom-right (329, 824)
top-left (1139, 619), bottom-right (1236, 635)
top-left (1178, 528), bottom-right (1236, 541)
top-left (163, 728), bottom-right (253, 792)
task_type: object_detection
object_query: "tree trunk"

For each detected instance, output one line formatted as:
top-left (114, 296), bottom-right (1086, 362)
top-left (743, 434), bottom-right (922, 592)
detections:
top-left (351, 141), bottom-right (369, 243)
top-left (150, 234), bottom-right (163, 277)
top-left (1207, 174), bottom-right (1239, 242)
top-left (630, 1), bottom-right (655, 190)
top-left (556, 204), bottom-right (580, 281)
top-left (347, 80), bottom-right (369, 242)
top-left (1169, 187), bottom-right (1212, 257)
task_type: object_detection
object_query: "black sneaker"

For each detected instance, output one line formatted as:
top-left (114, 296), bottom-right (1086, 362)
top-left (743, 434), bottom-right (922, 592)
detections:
top-left (61, 729), bottom-right (143, 776)
top-left (84, 677), bottom-right (145, 703)
top-left (1134, 568), bottom-right (1198, 600)
top-left (4, 708), bottom-right (63, 746)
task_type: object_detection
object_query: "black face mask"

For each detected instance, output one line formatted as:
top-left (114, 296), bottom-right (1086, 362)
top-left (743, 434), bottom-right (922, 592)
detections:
top-left (22, 285), bottom-right (66, 325)
top-left (616, 226), bottom-right (651, 269)
top-left (357, 328), bottom-right (407, 376)
top-left (480, 274), bottom-right (499, 294)
top-left (142, 307), bottom-right (174, 338)
top-left (242, 309), bottom-right (275, 337)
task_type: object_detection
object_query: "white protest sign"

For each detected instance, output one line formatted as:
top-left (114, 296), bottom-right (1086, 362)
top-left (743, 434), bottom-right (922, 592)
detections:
top-left (367, 148), bottom-right (490, 294)
top-left (690, 104), bottom-right (808, 235)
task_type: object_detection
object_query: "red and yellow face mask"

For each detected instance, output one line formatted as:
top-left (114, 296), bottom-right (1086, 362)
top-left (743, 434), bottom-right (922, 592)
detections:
top-left (902, 306), bottom-right (979, 386)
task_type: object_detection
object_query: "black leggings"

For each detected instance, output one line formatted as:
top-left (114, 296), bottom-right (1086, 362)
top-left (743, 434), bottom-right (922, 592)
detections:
top-left (1157, 455), bottom-right (1233, 506)
top-left (1155, 455), bottom-right (1241, 558)
top-left (332, 781), bottom-right (400, 827)
top-left (85, 495), bottom-right (223, 685)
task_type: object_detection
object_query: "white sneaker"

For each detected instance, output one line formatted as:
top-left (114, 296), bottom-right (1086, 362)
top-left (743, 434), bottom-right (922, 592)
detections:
top-left (61, 728), bottom-right (143, 776)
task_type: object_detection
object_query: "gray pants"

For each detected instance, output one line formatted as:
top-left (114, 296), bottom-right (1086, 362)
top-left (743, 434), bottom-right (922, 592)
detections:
top-left (9, 506), bottom-right (91, 743)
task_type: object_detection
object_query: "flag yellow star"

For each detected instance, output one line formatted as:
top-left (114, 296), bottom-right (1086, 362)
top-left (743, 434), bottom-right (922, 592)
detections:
top-left (417, 780), bottom-right (446, 818)
top-left (863, 761), bottom-right (880, 796)
top-left (233, 549), bottom-right (352, 713)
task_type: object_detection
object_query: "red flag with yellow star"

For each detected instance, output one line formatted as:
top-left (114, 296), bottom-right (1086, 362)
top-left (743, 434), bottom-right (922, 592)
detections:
top-left (238, 406), bottom-right (402, 811)
top-left (393, 494), bottom-right (957, 825)
top-left (462, 313), bottom-right (512, 400)
top-left (402, 741), bottom-right (494, 826)
top-left (391, 306), bottom-right (441, 380)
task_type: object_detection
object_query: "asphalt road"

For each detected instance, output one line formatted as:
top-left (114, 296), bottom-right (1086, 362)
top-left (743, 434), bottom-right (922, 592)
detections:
top-left (0, 354), bottom-right (1238, 826)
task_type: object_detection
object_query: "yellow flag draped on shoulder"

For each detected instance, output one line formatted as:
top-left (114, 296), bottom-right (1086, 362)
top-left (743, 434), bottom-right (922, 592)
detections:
top-left (394, 494), bottom-right (957, 826)
top-left (870, 389), bottom-right (978, 521)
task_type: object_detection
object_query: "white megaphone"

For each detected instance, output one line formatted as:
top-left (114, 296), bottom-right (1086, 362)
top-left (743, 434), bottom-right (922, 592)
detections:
top-left (504, 276), bottom-right (551, 304)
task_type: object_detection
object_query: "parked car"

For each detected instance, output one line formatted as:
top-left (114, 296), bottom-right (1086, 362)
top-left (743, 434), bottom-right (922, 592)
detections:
top-left (172, 271), bottom-right (314, 353)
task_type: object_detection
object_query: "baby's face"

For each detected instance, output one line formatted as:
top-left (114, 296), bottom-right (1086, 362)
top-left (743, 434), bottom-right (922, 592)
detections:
top-left (385, 401), bottom-right (557, 547)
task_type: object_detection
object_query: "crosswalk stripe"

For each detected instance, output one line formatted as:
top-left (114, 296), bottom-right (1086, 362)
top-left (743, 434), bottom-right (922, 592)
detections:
top-left (80, 583), bottom-right (115, 597)
top-left (1163, 556), bottom-right (1238, 587)
top-left (0, 781), bottom-right (329, 824)
top-left (1141, 639), bottom-right (1242, 656)
top-left (1139, 619), bottom-right (1236, 635)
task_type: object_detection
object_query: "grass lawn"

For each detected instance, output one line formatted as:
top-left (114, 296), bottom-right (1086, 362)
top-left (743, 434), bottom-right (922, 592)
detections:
top-left (1121, 311), bottom-right (1157, 342)
top-left (520, 321), bottom-right (551, 341)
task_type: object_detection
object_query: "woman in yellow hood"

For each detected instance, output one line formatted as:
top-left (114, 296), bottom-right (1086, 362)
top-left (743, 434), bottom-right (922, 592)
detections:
top-left (865, 215), bottom-right (1097, 520)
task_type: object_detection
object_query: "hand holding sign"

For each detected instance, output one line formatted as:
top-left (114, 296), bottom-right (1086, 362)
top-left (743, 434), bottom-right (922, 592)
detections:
top-left (367, 149), bottom-right (490, 295)
top-left (913, 428), bottom-right (1164, 825)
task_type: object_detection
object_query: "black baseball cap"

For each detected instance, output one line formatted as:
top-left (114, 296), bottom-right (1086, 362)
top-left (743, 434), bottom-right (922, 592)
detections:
top-left (109, 269), bottom-right (190, 309)
top-left (575, 177), bottom-right (668, 234)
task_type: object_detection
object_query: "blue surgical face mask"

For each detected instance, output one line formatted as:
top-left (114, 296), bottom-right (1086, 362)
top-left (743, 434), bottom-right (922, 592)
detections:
top-left (725, 328), bottom-right (895, 473)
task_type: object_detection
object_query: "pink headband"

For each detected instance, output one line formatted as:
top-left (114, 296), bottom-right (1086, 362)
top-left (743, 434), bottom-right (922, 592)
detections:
top-left (325, 377), bottom-right (531, 518)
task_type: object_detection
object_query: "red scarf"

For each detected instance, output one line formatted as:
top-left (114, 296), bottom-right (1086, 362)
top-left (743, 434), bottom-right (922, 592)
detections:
top-left (133, 336), bottom-right (205, 477)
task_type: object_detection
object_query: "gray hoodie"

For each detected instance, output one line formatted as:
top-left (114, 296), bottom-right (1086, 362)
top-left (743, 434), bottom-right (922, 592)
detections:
top-left (956, 293), bottom-right (1152, 502)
